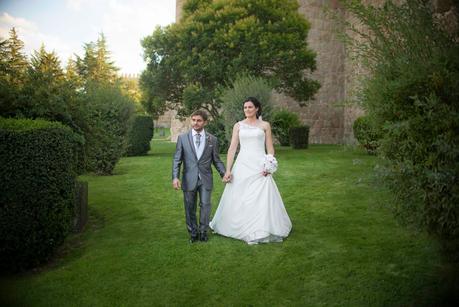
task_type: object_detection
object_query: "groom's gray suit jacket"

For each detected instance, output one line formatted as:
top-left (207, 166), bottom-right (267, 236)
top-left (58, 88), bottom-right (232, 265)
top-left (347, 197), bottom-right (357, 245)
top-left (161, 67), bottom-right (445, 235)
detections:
top-left (172, 130), bottom-right (226, 191)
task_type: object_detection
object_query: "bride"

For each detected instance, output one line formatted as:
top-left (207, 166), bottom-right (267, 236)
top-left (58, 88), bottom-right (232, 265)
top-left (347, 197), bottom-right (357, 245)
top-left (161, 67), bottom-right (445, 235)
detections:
top-left (209, 97), bottom-right (292, 244)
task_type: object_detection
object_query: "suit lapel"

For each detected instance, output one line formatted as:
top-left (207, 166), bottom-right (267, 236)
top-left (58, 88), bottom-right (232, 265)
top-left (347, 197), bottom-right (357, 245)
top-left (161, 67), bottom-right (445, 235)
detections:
top-left (201, 134), bottom-right (211, 159)
top-left (187, 130), bottom-right (198, 160)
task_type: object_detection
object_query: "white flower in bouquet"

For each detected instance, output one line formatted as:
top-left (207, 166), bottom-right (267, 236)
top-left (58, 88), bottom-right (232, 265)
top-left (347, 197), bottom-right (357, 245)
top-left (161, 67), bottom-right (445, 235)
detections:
top-left (262, 154), bottom-right (278, 174)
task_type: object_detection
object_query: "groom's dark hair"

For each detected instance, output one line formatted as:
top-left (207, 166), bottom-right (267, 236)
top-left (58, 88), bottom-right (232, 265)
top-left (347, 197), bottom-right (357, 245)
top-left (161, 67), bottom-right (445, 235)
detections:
top-left (191, 110), bottom-right (208, 121)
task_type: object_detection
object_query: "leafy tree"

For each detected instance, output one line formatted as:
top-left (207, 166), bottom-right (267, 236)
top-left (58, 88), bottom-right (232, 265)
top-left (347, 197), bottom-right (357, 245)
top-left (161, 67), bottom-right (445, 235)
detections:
top-left (141, 0), bottom-right (319, 119)
top-left (139, 65), bottom-right (173, 119)
top-left (120, 76), bottom-right (146, 114)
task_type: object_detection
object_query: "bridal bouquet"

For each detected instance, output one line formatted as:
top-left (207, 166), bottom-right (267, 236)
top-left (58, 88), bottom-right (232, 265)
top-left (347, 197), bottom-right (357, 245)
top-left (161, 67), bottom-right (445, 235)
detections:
top-left (262, 154), bottom-right (278, 174)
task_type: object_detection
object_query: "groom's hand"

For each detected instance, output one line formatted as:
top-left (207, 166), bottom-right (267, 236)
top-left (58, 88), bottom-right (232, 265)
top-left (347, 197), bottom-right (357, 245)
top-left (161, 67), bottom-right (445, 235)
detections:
top-left (172, 179), bottom-right (181, 190)
top-left (223, 172), bottom-right (232, 183)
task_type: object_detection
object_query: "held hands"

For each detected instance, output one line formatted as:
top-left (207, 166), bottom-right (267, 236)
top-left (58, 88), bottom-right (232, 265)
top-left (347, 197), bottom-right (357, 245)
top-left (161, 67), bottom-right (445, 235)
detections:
top-left (223, 171), bottom-right (232, 183)
top-left (222, 170), bottom-right (269, 182)
top-left (172, 178), bottom-right (181, 190)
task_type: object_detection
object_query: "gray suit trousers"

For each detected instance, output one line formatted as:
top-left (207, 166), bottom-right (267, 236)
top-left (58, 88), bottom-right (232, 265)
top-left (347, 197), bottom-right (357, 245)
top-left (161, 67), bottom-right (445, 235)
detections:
top-left (183, 178), bottom-right (211, 236)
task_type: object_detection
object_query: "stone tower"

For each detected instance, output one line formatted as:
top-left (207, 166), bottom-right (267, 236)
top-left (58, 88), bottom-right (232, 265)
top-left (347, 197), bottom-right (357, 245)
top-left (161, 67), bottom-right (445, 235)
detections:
top-left (274, 0), bottom-right (351, 144)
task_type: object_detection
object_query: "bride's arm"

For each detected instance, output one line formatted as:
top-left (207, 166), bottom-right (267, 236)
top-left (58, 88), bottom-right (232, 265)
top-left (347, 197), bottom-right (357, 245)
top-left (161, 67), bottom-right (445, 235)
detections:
top-left (265, 122), bottom-right (275, 156)
top-left (225, 123), bottom-right (240, 176)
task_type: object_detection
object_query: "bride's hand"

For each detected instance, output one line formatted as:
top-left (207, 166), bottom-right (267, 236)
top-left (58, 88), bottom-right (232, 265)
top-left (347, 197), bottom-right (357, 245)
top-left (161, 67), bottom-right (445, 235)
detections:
top-left (223, 171), bottom-right (232, 183)
top-left (262, 171), bottom-right (270, 177)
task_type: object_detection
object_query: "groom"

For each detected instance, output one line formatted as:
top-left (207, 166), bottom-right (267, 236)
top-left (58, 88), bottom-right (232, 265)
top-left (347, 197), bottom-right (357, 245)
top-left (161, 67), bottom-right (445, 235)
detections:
top-left (172, 110), bottom-right (226, 243)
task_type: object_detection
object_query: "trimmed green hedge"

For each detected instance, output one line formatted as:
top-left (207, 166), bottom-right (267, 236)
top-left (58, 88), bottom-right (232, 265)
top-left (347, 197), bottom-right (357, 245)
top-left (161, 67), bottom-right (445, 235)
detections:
top-left (126, 115), bottom-right (154, 156)
top-left (290, 126), bottom-right (309, 149)
top-left (0, 118), bottom-right (83, 272)
top-left (272, 109), bottom-right (301, 146)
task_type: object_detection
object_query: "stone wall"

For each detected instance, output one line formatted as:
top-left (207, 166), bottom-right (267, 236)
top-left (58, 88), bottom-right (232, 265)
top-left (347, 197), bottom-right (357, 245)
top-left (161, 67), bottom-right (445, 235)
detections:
top-left (170, 110), bottom-right (191, 142)
top-left (154, 110), bottom-right (175, 128)
top-left (153, 109), bottom-right (190, 142)
top-left (290, 0), bottom-right (347, 144)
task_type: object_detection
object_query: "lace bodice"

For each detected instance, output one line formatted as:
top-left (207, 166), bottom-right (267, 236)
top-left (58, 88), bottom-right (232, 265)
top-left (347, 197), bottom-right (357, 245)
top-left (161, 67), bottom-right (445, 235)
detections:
top-left (238, 122), bottom-right (266, 157)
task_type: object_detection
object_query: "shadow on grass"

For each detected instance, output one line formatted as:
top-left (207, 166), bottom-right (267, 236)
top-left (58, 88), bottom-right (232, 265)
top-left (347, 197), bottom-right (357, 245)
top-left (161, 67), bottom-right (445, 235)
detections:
top-left (413, 263), bottom-right (459, 306)
top-left (21, 207), bottom-right (106, 277)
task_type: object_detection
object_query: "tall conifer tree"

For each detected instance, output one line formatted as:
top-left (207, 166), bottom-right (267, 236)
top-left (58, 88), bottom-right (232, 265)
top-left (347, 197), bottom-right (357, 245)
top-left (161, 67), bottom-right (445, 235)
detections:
top-left (23, 44), bottom-right (68, 118)
top-left (5, 28), bottom-right (28, 86)
top-left (0, 28), bottom-right (29, 116)
top-left (76, 33), bottom-right (119, 88)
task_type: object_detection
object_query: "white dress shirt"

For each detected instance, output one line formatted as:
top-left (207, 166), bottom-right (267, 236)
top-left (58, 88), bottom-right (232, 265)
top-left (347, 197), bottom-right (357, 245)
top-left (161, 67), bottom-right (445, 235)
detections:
top-left (192, 129), bottom-right (206, 160)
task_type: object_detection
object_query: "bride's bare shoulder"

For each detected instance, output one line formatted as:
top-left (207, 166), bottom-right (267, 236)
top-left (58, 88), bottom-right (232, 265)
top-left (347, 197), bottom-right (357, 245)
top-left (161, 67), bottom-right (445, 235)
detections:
top-left (259, 120), bottom-right (271, 129)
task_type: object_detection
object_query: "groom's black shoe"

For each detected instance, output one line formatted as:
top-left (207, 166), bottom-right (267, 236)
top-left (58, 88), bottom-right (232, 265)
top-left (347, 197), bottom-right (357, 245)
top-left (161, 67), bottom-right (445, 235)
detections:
top-left (199, 232), bottom-right (208, 242)
top-left (189, 234), bottom-right (199, 243)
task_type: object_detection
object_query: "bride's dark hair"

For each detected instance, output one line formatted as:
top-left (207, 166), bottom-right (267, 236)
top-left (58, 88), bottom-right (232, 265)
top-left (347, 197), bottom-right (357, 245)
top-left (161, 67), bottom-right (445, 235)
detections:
top-left (243, 97), bottom-right (262, 119)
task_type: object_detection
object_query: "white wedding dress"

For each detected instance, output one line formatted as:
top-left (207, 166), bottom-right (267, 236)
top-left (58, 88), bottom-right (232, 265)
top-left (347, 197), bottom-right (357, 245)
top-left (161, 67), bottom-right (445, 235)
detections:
top-left (209, 122), bottom-right (292, 244)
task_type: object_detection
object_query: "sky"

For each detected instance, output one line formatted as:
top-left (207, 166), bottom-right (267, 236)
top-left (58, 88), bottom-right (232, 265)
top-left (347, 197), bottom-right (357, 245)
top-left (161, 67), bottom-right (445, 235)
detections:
top-left (0, 0), bottom-right (176, 75)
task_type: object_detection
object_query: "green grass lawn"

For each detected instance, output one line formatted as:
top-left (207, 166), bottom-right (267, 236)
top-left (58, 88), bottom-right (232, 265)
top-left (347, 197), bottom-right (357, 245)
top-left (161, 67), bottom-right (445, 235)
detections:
top-left (2, 140), bottom-right (447, 306)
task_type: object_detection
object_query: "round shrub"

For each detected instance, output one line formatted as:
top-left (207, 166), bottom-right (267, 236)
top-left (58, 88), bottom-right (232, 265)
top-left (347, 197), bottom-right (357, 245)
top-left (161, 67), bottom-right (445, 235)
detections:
top-left (289, 125), bottom-right (309, 149)
top-left (0, 117), bottom-right (82, 272)
top-left (352, 116), bottom-right (380, 155)
top-left (83, 83), bottom-right (135, 175)
top-left (220, 75), bottom-right (274, 144)
top-left (271, 109), bottom-right (301, 146)
top-left (126, 115), bottom-right (154, 156)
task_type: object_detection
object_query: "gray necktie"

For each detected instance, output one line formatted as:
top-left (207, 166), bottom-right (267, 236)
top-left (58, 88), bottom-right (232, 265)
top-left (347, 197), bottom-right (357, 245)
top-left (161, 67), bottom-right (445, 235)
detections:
top-left (195, 133), bottom-right (201, 148)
